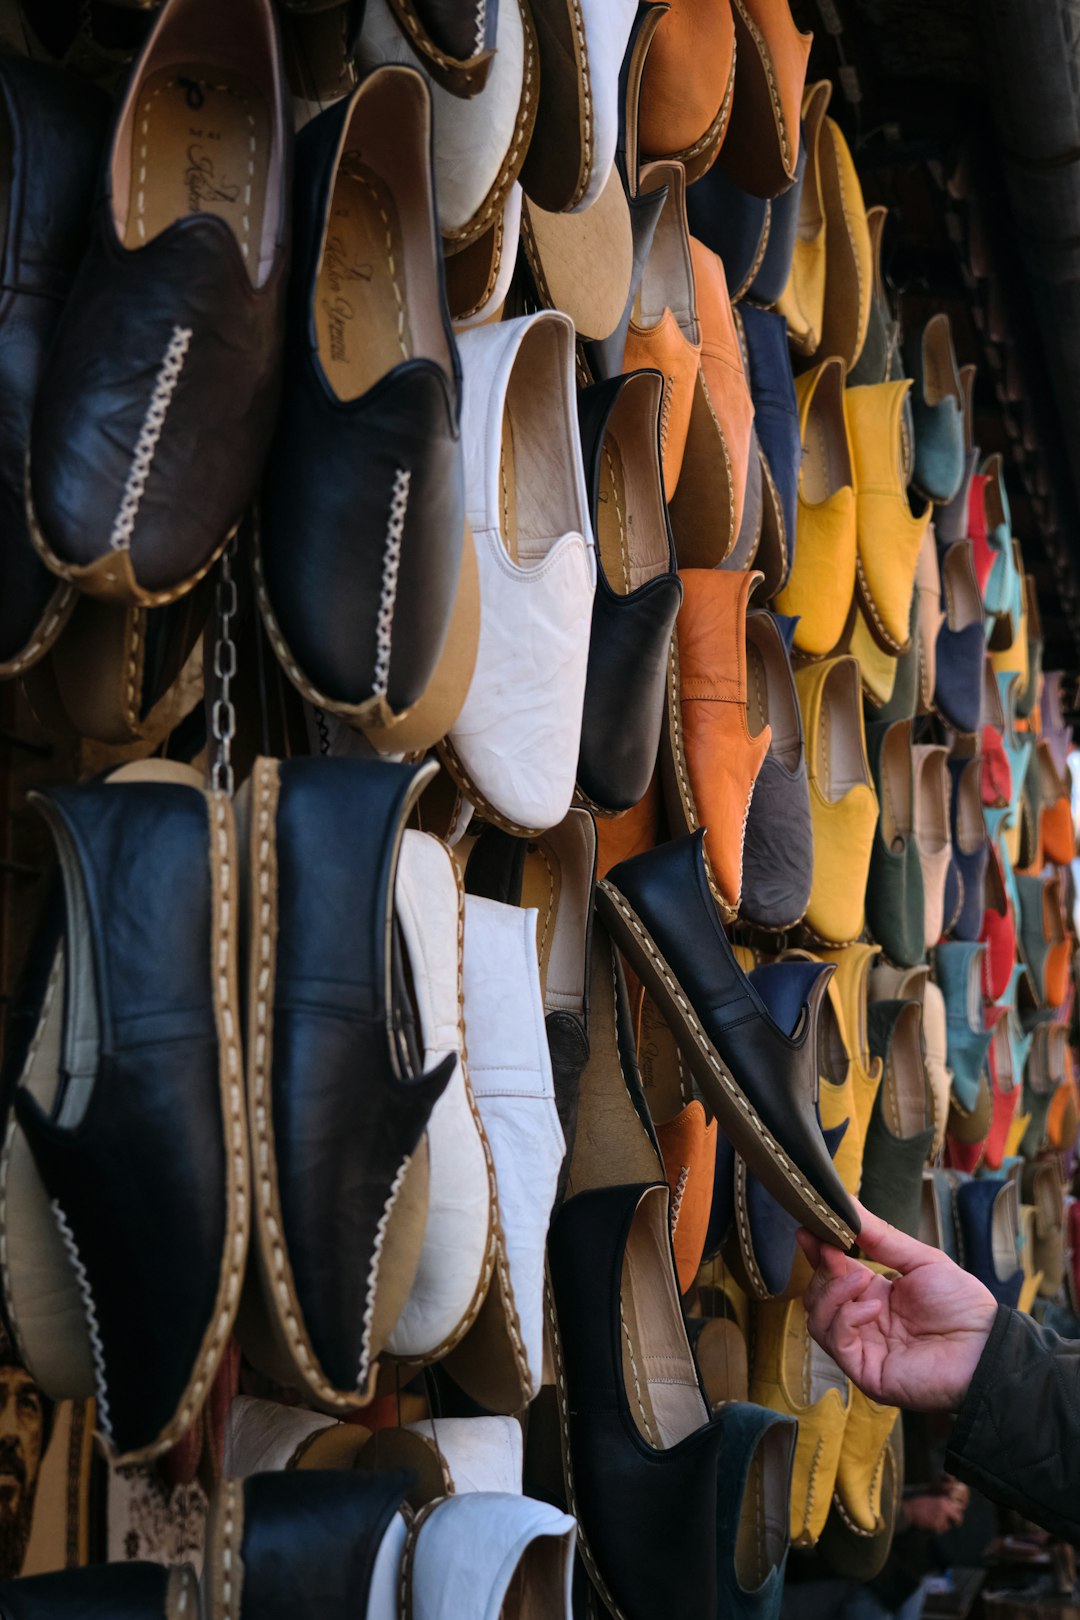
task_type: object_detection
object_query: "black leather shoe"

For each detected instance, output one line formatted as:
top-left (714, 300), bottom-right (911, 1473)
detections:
top-left (206, 1470), bottom-right (412, 1620)
top-left (0, 59), bottom-right (109, 680)
top-left (0, 1564), bottom-right (197, 1619)
top-left (576, 371), bottom-right (682, 814)
top-left (385, 0), bottom-right (496, 96)
top-left (0, 763), bottom-right (247, 1462)
top-left (28, 0), bottom-right (291, 606)
top-left (257, 66), bottom-right (470, 750)
top-left (596, 831), bottom-right (860, 1246)
top-left (236, 757), bottom-right (454, 1410)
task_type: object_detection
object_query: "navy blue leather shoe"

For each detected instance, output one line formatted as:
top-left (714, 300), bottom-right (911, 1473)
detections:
top-left (736, 1114), bottom-right (847, 1299)
top-left (934, 543), bottom-right (985, 734)
top-left (739, 306), bottom-right (799, 592)
top-left (1, 764), bottom-right (246, 1462)
top-left (0, 1565), bottom-right (197, 1619)
top-left (744, 132), bottom-right (807, 307)
top-left (685, 161), bottom-right (768, 299)
top-left (206, 1469), bottom-right (412, 1620)
top-left (576, 371), bottom-right (683, 814)
top-left (237, 756), bottom-right (454, 1411)
top-left (597, 832), bottom-right (860, 1246)
top-left (954, 1177), bottom-right (1023, 1307)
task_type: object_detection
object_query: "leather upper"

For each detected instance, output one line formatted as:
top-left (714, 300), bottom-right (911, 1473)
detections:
top-left (740, 306), bottom-right (800, 592)
top-left (408, 1492), bottom-right (577, 1620)
top-left (846, 380), bottom-right (930, 653)
top-left (0, 1565), bottom-right (183, 1619)
top-left (777, 80), bottom-right (830, 356)
top-left (260, 72), bottom-right (464, 718)
top-left (740, 608), bottom-right (814, 931)
top-left (935, 940), bottom-right (992, 1113)
top-left (684, 160), bottom-right (768, 299)
top-left (0, 60), bottom-right (109, 671)
top-left (795, 656), bottom-right (878, 946)
top-left (953, 1180), bottom-right (1023, 1308)
top-left (865, 718), bottom-right (925, 969)
top-left (817, 113), bottom-right (871, 372)
top-left (639, 0), bottom-right (736, 169)
top-left (719, 0), bottom-right (811, 199)
top-left (904, 314), bottom-right (965, 504)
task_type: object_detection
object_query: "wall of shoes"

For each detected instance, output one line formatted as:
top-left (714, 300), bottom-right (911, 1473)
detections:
top-left (0, 0), bottom-right (1077, 1614)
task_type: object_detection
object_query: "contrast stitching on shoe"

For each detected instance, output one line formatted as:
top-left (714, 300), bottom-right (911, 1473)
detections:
top-left (437, 735), bottom-right (549, 839)
top-left (620, 1297), bottom-right (655, 1443)
top-left (830, 125), bottom-right (865, 353)
top-left (674, 34), bottom-right (736, 166)
top-left (602, 442), bottom-right (630, 591)
top-left (389, 0), bottom-right (491, 81)
top-left (759, 449), bottom-right (788, 583)
top-left (372, 468), bottom-right (410, 701)
top-left (696, 370), bottom-right (736, 560)
top-left (734, 1157), bottom-right (769, 1299)
top-left (0, 585), bottom-right (75, 679)
top-left (124, 608), bottom-right (146, 734)
top-left (669, 1164), bottom-right (690, 1237)
top-left (856, 554), bottom-right (907, 654)
top-left (533, 842), bottom-right (557, 971)
top-left (738, 196), bottom-right (771, 301)
top-left (731, 0), bottom-right (792, 172)
top-left (598, 882), bottom-right (851, 1241)
top-left (108, 324), bottom-right (193, 554)
top-left (219, 1478), bottom-right (239, 1620)
top-left (443, 0), bottom-right (535, 245)
top-left (50, 1200), bottom-right (113, 1445)
top-left (360, 1152), bottom-right (412, 1387)
top-left (565, 0), bottom-right (593, 210)
top-left (658, 375), bottom-right (675, 456)
top-left (456, 205), bottom-right (504, 320)
top-left (345, 164), bottom-right (409, 359)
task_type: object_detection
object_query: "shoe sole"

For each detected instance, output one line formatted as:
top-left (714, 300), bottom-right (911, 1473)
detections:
top-left (437, 732), bottom-right (551, 840)
top-left (0, 769), bottom-right (250, 1463)
top-left (386, 0), bottom-right (495, 97)
top-left (205, 1477), bottom-right (245, 1620)
top-left (595, 878), bottom-right (856, 1248)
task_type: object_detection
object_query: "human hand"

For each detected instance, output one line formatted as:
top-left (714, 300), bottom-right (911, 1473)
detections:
top-left (796, 1203), bottom-right (998, 1411)
top-left (904, 1493), bottom-right (966, 1535)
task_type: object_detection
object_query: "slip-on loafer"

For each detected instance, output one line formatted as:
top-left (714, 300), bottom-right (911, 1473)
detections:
top-left (776, 80), bottom-right (830, 355)
top-left (817, 109), bottom-right (872, 371)
top-left (576, 370), bottom-right (683, 816)
top-left (831, 1389), bottom-right (900, 1547)
top-left (848, 204), bottom-right (900, 387)
top-left (795, 656), bottom-right (878, 947)
top-left (817, 1414), bottom-right (902, 1582)
top-left (933, 540), bottom-right (984, 733)
top-left (358, 0), bottom-right (537, 251)
top-left (549, 1180), bottom-right (773, 1620)
top-left (819, 942), bottom-right (884, 1157)
top-left (597, 832), bottom-right (861, 1245)
top-left (257, 68), bottom-right (474, 752)
top-left (912, 742), bottom-right (952, 950)
top-left (948, 755), bottom-right (988, 941)
top-left (236, 758), bottom-right (454, 1409)
top-left (364, 1412), bottom-right (525, 1502)
top-left (953, 1177), bottom-right (1023, 1307)
top-left (860, 1000), bottom-right (935, 1238)
top-left (639, 0), bottom-right (736, 183)
top-left (386, 0), bottom-right (498, 98)
top-left (981, 453), bottom-right (1021, 644)
top-left (865, 718), bottom-right (925, 969)
top-left (623, 161), bottom-right (702, 497)
top-left (637, 995), bottom-right (717, 1292)
top-left (741, 609), bottom-right (814, 931)
top-left (1037, 740), bottom-right (1074, 866)
top-left (205, 1469), bottom-right (412, 1620)
top-left (403, 1491), bottom-right (576, 1619)
top-left (773, 358), bottom-right (857, 658)
top-left (663, 568), bottom-right (771, 920)
top-left (442, 310), bottom-right (595, 837)
top-left (936, 443), bottom-right (979, 552)
top-left (713, 1400), bottom-right (796, 1620)
top-left (903, 313), bottom-right (965, 504)
top-left (749, 1297), bottom-right (849, 1548)
top-left (1021, 1159), bottom-right (1066, 1297)
top-left (444, 894), bottom-right (565, 1411)
top-left (1017, 576), bottom-right (1043, 719)
top-left (1018, 871), bottom-right (1069, 1009)
top-left (740, 307), bottom-right (800, 593)
top-left (984, 1017), bottom-right (1023, 1172)
top-left (0, 762), bottom-right (246, 1461)
top-left (445, 181), bottom-right (520, 326)
top-left (733, 1108), bottom-right (847, 1301)
top-left (934, 940), bottom-right (992, 1116)
top-left (1019, 1023), bottom-right (1065, 1160)
top-left (979, 836), bottom-right (1017, 1004)
top-left (846, 380), bottom-right (931, 654)
top-left (965, 464), bottom-right (996, 596)
top-left (669, 235), bottom-right (756, 565)
top-left (0, 61), bottom-right (109, 680)
top-left (521, 0), bottom-right (636, 213)
top-left (717, 0), bottom-right (811, 198)
top-left (0, 1566), bottom-right (198, 1619)
top-left (28, 0), bottom-right (292, 607)
top-left (684, 161), bottom-right (768, 300)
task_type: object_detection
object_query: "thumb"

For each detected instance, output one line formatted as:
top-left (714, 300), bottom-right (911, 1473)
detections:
top-left (854, 1203), bottom-right (936, 1273)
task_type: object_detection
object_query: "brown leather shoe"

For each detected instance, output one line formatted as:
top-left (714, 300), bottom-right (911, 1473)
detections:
top-left (717, 0), bottom-right (812, 199)
top-left (639, 0), bottom-right (736, 183)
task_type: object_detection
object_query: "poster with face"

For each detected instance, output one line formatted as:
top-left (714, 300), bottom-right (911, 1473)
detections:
top-left (0, 1337), bottom-right (92, 1580)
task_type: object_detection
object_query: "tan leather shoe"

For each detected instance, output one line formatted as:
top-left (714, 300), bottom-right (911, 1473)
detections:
top-left (818, 113), bottom-right (872, 370)
top-left (623, 161), bottom-right (702, 497)
top-left (795, 655), bottom-right (878, 946)
top-left (773, 358), bottom-right (857, 657)
top-left (776, 79), bottom-right (831, 356)
top-left (912, 743), bottom-right (952, 950)
top-left (638, 994), bottom-right (717, 1293)
top-left (719, 0), bottom-right (812, 198)
top-left (639, 0), bottom-right (737, 183)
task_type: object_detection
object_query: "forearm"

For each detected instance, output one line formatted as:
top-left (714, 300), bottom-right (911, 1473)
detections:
top-left (945, 1306), bottom-right (1080, 1544)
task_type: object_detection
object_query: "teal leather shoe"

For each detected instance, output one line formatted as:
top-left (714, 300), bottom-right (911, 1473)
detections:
top-left (903, 314), bottom-right (964, 503)
top-left (714, 1402), bottom-right (796, 1620)
top-left (934, 940), bottom-right (992, 1113)
top-left (865, 719), bottom-right (925, 968)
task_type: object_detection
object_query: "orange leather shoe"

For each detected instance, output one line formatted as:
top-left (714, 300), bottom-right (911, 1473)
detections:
top-left (638, 993), bottom-right (717, 1293)
top-left (669, 237), bottom-right (756, 567)
top-left (662, 568), bottom-right (771, 919)
top-left (846, 380), bottom-right (931, 654)
top-left (639, 0), bottom-right (736, 182)
top-left (774, 358), bottom-right (857, 658)
top-left (718, 0), bottom-right (812, 198)
top-left (818, 113), bottom-right (872, 370)
top-left (623, 161), bottom-right (702, 498)
top-left (595, 771), bottom-right (661, 881)
top-left (795, 655), bottom-right (878, 946)
top-left (777, 79), bottom-right (831, 356)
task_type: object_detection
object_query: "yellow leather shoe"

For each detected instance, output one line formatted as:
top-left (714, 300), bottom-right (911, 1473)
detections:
top-left (819, 942), bottom-right (884, 1164)
top-left (819, 112), bottom-right (872, 371)
top-left (777, 80), bottom-right (831, 356)
top-left (833, 1384), bottom-right (899, 1536)
top-left (845, 601), bottom-right (899, 710)
top-left (1018, 1205), bottom-right (1044, 1315)
top-left (990, 539), bottom-right (1030, 695)
top-left (846, 381), bottom-right (932, 654)
top-left (750, 1297), bottom-right (850, 1548)
top-left (774, 359), bottom-right (857, 657)
top-left (795, 656), bottom-right (878, 946)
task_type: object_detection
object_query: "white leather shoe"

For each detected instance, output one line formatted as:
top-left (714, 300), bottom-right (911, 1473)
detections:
top-left (521, 0), bottom-right (637, 213)
top-left (443, 311), bottom-right (596, 836)
top-left (445, 896), bottom-right (566, 1408)
top-left (357, 0), bottom-right (537, 251)
top-left (405, 1493), bottom-right (576, 1620)
top-left (222, 1394), bottom-right (342, 1475)
top-left (386, 830), bottom-right (496, 1362)
top-left (407, 1415), bottom-right (524, 1493)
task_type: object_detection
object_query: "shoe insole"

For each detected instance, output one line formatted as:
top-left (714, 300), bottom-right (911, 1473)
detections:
top-left (520, 839), bottom-right (560, 1004)
top-left (502, 1538), bottom-right (566, 1620)
top-left (922, 317), bottom-right (957, 408)
top-left (596, 383), bottom-right (671, 594)
top-left (499, 404), bottom-right (520, 563)
top-left (914, 749), bottom-right (949, 853)
top-left (127, 67), bottom-right (270, 280)
top-left (884, 1004), bottom-right (929, 1137)
top-left (956, 761), bottom-right (983, 853)
top-left (879, 723), bottom-right (912, 850)
top-left (597, 435), bottom-right (634, 596)
top-left (747, 622), bottom-right (799, 765)
top-left (621, 1191), bottom-right (707, 1449)
top-left (315, 158), bottom-right (412, 402)
top-left (802, 377), bottom-right (849, 503)
top-left (817, 662), bottom-right (868, 803)
top-left (991, 1186), bottom-right (1018, 1280)
top-left (637, 992), bottom-right (692, 1128)
top-left (734, 1423), bottom-right (790, 1592)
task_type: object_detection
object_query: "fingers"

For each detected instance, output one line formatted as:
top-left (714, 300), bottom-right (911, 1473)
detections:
top-left (795, 1228), bottom-right (822, 1269)
top-left (802, 1245), bottom-right (866, 1321)
top-left (853, 1202), bottom-right (940, 1274)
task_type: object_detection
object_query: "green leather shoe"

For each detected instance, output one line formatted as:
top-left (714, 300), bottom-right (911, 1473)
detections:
top-left (865, 718), bottom-right (925, 968)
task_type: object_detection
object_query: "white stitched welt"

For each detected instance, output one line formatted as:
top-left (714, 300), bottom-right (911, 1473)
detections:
top-left (220, 1478), bottom-right (239, 1619)
top-left (0, 585), bottom-right (74, 678)
top-left (51, 1200), bottom-right (112, 1444)
top-left (372, 469), bottom-right (410, 701)
top-left (359, 1151), bottom-right (411, 1387)
top-left (669, 1164), bottom-right (690, 1236)
top-left (620, 1297), bottom-right (654, 1444)
top-left (109, 324), bottom-right (192, 553)
top-left (474, 0), bottom-right (487, 53)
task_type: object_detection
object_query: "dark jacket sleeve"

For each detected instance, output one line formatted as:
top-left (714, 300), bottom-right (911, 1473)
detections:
top-left (945, 1305), bottom-right (1080, 1544)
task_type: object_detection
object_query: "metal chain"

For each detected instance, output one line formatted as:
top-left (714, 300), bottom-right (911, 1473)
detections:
top-left (210, 539), bottom-right (238, 797)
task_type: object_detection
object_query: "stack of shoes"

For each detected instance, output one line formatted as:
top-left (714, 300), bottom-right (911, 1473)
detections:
top-left (0, 1), bottom-right (1076, 1614)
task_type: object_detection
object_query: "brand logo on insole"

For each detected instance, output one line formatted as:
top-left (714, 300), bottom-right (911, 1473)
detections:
top-left (185, 144), bottom-right (241, 215)
top-left (321, 234), bottom-right (373, 363)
